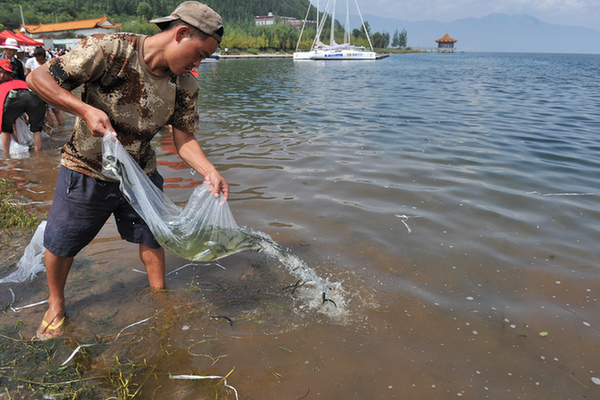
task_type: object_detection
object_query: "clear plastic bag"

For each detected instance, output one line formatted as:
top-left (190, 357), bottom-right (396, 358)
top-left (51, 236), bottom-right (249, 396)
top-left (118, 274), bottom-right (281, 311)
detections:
top-left (9, 140), bottom-right (30, 157)
top-left (0, 134), bottom-right (29, 156)
top-left (0, 220), bottom-right (46, 284)
top-left (0, 115), bottom-right (50, 158)
top-left (15, 114), bottom-right (49, 145)
top-left (101, 132), bottom-right (258, 261)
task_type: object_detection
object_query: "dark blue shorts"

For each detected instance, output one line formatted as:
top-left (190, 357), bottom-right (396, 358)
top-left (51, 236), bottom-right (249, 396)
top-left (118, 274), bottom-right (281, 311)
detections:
top-left (44, 166), bottom-right (163, 257)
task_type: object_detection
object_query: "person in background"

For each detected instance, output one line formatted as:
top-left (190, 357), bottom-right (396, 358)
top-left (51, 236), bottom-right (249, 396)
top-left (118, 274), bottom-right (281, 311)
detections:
top-left (0, 59), bottom-right (45, 156)
top-left (25, 46), bottom-right (47, 75)
top-left (27, 1), bottom-right (228, 340)
top-left (25, 46), bottom-right (65, 127)
top-left (1, 38), bottom-right (25, 81)
top-left (16, 46), bottom-right (26, 70)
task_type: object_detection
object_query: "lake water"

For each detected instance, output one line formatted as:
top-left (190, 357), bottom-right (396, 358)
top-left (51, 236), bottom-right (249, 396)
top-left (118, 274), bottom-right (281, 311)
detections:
top-left (1, 52), bottom-right (600, 399)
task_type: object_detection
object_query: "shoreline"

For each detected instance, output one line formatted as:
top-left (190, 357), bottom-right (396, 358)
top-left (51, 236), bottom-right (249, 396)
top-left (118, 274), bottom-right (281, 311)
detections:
top-left (218, 49), bottom-right (422, 60)
top-left (220, 54), bottom-right (292, 59)
top-left (219, 53), bottom-right (394, 60)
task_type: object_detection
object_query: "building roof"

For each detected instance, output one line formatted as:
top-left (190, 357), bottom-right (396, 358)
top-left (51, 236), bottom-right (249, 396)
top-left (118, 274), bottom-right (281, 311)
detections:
top-left (435, 32), bottom-right (457, 43)
top-left (22, 16), bottom-right (119, 34)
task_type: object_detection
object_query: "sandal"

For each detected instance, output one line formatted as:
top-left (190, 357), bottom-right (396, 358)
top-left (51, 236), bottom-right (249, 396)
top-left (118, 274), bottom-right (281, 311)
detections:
top-left (36, 310), bottom-right (66, 340)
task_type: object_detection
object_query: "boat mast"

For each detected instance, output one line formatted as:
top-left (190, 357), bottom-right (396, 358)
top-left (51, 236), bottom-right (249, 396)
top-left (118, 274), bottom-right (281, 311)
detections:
top-left (354, 0), bottom-right (374, 51)
top-left (295, 0), bottom-right (314, 51)
top-left (311, 0), bottom-right (332, 49)
top-left (344, 0), bottom-right (350, 44)
top-left (329, 0), bottom-right (336, 45)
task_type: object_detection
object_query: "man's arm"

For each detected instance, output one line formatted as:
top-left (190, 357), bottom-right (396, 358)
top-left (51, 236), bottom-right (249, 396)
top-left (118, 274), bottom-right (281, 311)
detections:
top-left (26, 64), bottom-right (113, 137)
top-left (172, 126), bottom-right (229, 200)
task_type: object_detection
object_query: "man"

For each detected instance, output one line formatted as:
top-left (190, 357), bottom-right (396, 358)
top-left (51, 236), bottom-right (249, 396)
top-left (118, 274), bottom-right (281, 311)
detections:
top-left (0, 59), bottom-right (46, 155)
top-left (1, 38), bottom-right (26, 81)
top-left (24, 46), bottom-right (47, 75)
top-left (26, 1), bottom-right (228, 340)
top-left (16, 46), bottom-right (27, 70)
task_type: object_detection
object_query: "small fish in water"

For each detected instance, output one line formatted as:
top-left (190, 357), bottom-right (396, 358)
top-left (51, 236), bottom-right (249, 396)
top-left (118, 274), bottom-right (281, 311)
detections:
top-left (322, 292), bottom-right (337, 307)
top-left (282, 279), bottom-right (303, 295)
top-left (210, 315), bottom-right (233, 326)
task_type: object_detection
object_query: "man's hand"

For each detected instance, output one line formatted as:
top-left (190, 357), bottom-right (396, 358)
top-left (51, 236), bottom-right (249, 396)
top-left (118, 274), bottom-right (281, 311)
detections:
top-left (82, 106), bottom-right (114, 137)
top-left (204, 169), bottom-right (229, 200)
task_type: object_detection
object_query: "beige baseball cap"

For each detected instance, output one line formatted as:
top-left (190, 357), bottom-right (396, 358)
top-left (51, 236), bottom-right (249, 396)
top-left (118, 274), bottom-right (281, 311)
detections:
top-left (150, 1), bottom-right (223, 43)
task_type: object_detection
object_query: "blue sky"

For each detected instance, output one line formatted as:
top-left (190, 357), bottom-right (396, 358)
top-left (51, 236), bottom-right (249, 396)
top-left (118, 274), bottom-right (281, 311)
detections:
top-left (310, 0), bottom-right (599, 31)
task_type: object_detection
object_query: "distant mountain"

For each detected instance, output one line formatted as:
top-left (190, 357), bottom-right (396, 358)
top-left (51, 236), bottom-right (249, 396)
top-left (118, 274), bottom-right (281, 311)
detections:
top-left (350, 13), bottom-right (600, 53)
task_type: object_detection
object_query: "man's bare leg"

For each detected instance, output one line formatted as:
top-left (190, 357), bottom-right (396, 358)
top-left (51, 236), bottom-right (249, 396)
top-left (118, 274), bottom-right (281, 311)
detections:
top-left (1, 131), bottom-right (11, 157)
top-left (37, 249), bottom-right (73, 339)
top-left (33, 131), bottom-right (42, 152)
top-left (53, 108), bottom-right (65, 126)
top-left (140, 244), bottom-right (166, 289)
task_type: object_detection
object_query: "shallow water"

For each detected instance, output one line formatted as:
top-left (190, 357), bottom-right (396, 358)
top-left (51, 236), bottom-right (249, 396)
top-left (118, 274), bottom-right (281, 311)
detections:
top-left (1, 53), bottom-right (600, 399)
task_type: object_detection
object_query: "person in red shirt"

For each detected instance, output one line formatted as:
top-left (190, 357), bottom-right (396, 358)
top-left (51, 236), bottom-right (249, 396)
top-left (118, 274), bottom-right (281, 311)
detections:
top-left (0, 59), bottom-right (46, 156)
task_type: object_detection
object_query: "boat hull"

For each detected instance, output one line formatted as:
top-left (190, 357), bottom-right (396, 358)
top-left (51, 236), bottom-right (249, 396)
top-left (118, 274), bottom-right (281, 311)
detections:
top-left (311, 50), bottom-right (377, 60)
top-left (293, 49), bottom-right (378, 61)
top-left (293, 51), bottom-right (313, 60)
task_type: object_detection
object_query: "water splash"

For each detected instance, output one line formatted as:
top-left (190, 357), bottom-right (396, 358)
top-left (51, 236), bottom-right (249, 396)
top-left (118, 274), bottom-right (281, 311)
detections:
top-left (102, 132), bottom-right (349, 319)
top-left (240, 227), bottom-right (349, 320)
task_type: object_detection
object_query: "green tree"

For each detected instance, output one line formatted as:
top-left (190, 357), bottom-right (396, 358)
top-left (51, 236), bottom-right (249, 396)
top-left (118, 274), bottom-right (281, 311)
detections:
top-left (256, 33), bottom-right (268, 50)
top-left (394, 28), bottom-right (407, 48)
top-left (398, 29), bottom-right (408, 47)
top-left (137, 2), bottom-right (153, 21)
top-left (121, 19), bottom-right (160, 35)
top-left (360, 21), bottom-right (371, 37)
top-left (371, 31), bottom-right (389, 48)
top-left (392, 29), bottom-right (399, 47)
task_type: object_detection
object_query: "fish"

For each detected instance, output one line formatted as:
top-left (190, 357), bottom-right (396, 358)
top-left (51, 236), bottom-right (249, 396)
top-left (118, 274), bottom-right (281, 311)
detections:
top-left (102, 155), bottom-right (132, 187)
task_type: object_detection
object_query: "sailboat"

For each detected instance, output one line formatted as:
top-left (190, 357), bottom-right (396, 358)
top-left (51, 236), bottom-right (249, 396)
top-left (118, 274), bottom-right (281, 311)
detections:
top-left (293, 0), bottom-right (384, 61)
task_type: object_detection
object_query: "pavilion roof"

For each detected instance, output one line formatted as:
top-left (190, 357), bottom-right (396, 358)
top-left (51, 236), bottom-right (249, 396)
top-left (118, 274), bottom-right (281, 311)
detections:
top-left (435, 32), bottom-right (458, 43)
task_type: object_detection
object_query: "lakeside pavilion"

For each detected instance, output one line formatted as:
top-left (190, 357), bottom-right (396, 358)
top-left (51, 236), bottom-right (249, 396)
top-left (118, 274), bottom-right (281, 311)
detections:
top-left (435, 32), bottom-right (458, 52)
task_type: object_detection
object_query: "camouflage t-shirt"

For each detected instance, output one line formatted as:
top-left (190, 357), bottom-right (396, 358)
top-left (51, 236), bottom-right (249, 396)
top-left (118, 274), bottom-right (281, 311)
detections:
top-left (47, 33), bottom-right (200, 180)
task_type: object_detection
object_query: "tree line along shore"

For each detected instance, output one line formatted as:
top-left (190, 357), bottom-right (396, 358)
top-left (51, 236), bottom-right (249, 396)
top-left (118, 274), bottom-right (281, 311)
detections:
top-left (2, 0), bottom-right (411, 53)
